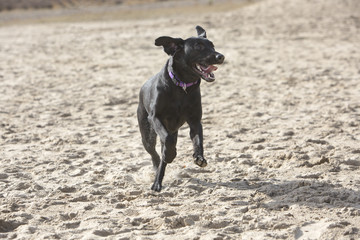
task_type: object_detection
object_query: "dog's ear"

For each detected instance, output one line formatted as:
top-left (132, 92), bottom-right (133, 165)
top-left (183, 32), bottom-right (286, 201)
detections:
top-left (155, 37), bottom-right (184, 56)
top-left (196, 25), bottom-right (207, 38)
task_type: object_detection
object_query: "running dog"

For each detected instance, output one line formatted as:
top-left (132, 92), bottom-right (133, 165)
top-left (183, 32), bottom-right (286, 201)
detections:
top-left (137, 26), bottom-right (225, 192)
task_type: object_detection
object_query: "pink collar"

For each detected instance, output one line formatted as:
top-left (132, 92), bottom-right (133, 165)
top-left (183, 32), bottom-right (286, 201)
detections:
top-left (168, 70), bottom-right (199, 92)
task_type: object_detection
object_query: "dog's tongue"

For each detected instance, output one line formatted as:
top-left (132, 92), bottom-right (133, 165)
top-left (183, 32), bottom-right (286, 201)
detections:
top-left (203, 65), bottom-right (218, 73)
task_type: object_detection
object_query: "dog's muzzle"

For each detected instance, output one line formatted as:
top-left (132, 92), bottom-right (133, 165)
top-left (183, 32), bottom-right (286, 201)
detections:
top-left (193, 53), bottom-right (225, 82)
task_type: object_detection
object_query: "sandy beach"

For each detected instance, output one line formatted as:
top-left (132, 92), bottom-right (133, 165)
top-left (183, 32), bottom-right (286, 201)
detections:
top-left (1, 0), bottom-right (360, 239)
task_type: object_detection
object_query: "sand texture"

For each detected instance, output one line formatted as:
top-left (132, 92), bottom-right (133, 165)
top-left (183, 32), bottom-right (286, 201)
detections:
top-left (1, 0), bottom-right (360, 239)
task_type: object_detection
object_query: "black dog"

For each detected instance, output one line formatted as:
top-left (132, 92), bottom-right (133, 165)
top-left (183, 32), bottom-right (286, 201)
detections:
top-left (137, 26), bottom-right (225, 192)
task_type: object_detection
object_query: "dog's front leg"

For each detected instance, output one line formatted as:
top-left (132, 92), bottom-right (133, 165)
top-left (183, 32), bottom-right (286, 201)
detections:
top-left (150, 116), bottom-right (178, 192)
top-left (188, 121), bottom-right (207, 167)
top-left (151, 160), bottom-right (167, 192)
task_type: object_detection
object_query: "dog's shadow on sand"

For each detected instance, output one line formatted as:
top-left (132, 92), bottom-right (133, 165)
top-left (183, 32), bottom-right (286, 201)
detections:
top-left (193, 177), bottom-right (360, 211)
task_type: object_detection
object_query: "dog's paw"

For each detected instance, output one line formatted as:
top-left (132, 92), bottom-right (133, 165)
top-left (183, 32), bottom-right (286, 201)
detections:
top-left (151, 182), bottom-right (162, 192)
top-left (194, 157), bottom-right (207, 168)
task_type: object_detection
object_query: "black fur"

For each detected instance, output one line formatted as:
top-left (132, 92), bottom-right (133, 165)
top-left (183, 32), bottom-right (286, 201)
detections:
top-left (137, 26), bottom-right (225, 192)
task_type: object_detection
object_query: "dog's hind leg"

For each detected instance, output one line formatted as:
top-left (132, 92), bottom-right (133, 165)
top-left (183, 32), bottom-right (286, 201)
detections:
top-left (137, 105), bottom-right (160, 169)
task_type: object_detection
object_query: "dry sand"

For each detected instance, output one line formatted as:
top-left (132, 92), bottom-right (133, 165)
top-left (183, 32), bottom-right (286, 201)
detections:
top-left (1, 0), bottom-right (360, 239)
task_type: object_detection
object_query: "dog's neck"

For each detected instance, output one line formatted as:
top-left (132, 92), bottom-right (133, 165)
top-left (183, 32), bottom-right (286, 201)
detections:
top-left (167, 57), bottom-right (200, 84)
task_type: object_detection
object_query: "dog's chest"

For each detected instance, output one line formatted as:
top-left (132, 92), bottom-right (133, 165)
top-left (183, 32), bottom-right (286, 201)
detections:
top-left (163, 103), bottom-right (188, 129)
top-left (160, 95), bottom-right (195, 132)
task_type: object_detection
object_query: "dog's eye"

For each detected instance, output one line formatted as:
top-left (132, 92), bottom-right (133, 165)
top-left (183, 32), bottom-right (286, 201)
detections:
top-left (195, 43), bottom-right (205, 50)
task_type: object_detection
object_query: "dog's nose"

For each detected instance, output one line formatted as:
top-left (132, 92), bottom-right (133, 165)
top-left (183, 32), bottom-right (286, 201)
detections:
top-left (215, 53), bottom-right (225, 63)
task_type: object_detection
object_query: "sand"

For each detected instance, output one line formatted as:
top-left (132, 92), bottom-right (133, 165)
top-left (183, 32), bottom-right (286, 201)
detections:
top-left (1, 0), bottom-right (360, 239)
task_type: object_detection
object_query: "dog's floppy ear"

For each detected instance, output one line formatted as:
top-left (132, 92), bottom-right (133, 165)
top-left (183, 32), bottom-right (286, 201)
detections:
top-left (155, 37), bottom-right (184, 56)
top-left (196, 25), bottom-right (207, 38)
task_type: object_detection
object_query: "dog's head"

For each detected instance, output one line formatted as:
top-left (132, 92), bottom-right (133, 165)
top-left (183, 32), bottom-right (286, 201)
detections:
top-left (155, 26), bottom-right (225, 82)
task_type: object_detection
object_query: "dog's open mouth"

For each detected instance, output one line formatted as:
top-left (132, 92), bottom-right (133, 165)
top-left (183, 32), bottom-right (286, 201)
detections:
top-left (194, 64), bottom-right (218, 82)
